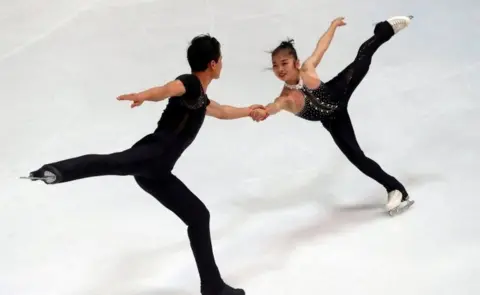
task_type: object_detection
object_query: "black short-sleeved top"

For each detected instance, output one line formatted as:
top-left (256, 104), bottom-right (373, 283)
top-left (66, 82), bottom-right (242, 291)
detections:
top-left (144, 74), bottom-right (210, 167)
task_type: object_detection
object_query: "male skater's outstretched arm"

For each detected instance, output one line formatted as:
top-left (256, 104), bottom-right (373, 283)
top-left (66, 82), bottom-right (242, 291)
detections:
top-left (118, 84), bottom-right (263, 120)
top-left (117, 79), bottom-right (195, 107)
top-left (206, 100), bottom-right (264, 120)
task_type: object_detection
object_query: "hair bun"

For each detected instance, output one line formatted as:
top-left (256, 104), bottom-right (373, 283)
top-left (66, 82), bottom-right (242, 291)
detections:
top-left (268, 37), bottom-right (298, 60)
top-left (280, 38), bottom-right (295, 47)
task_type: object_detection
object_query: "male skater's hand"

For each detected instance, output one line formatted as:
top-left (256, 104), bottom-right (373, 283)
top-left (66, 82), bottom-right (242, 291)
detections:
top-left (248, 104), bottom-right (266, 121)
top-left (331, 17), bottom-right (346, 27)
top-left (249, 104), bottom-right (265, 111)
top-left (250, 108), bottom-right (268, 122)
top-left (117, 93), bottom-right (143, 108)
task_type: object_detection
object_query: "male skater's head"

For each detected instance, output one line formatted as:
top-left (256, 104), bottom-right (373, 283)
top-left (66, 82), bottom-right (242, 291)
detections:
top-left (187, 34), bottom-right (222, 79)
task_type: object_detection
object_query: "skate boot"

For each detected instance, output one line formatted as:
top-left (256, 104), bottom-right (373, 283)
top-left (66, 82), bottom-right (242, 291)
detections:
top-left (201, 284), bottom-right (245, 295)
top-left (386, 190), bottom-right (403, 211)
top-left (386, 15), bottom-right (413, 34)
top-left (386, 190), bottom-right (414, 216)
top-left (20, 166), bottom-right (60, 184)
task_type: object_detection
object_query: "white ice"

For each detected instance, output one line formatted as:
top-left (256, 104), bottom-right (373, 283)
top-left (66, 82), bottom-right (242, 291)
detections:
top-left (1, 0), bottom-right (479, 294)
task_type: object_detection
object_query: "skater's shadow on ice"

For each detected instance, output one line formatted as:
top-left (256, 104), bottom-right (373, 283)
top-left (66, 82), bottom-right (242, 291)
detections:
top-left (82, 242), bottom-right (195, 295)
top-left (226, 190), bottom-right (386, 283)
top-left (84, 164), bottom-right (441, 293)
top-left (221, 170), bottom-right (441, 283)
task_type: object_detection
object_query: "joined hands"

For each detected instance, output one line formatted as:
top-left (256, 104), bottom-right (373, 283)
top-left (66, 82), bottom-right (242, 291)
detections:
top-left (249, 107), bottom-right (269, 122)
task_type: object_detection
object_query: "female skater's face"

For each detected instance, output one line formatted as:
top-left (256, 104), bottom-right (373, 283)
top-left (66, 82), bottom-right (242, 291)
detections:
top-left (271, 52), bottom-right (299, 82)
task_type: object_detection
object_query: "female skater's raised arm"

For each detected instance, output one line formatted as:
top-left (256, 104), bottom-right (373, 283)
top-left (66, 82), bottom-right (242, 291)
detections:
top-left (301, 17), bottom-right (346, 71)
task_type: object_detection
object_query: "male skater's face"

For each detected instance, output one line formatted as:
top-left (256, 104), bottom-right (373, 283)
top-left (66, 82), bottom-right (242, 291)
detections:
top-left (272, 53), bottom-right (299, 82)
top-left (210, 56), bottom-right (223, 79)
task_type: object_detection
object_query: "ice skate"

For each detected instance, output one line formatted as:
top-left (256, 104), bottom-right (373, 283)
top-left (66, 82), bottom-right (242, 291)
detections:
top-left (202, 284), bottom-right (245, 295)
top-left (386, 190), bottom-right (414, 216)
top-left (20, 168), bottom-right (58, 184)
top-left (386, 15), bottom-right (413, 34)
top-left (388, 199), bottom-right (415, 216)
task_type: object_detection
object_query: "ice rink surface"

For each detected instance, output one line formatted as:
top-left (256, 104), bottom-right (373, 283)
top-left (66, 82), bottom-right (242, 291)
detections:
top-left (1, 0), bottom-right (479, 294)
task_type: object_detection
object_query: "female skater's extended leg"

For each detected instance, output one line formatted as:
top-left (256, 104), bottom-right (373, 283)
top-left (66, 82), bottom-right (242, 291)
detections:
top-left (326, 16), bottom-right (413, 101)
top-left (135, 174), bottom-right (244, 295)
top-left (325, 111), bottom-right (408, 207)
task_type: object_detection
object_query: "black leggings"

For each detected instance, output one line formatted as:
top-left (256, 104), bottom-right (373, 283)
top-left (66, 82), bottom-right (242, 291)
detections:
top-left (323, 21), bottom-right (407, 196)
top-left (326, 21), bottom-right (394, 102)
top-left (135, 174), bottom-right (224, 293)
top-left (39, 137), bottom-right (225, 293)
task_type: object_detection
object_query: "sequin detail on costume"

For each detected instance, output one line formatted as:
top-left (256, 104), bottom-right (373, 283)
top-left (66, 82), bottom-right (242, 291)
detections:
top-left (293, 82), bottom-right (339, 121)
top-left (180, 88), bottom-right (210, 110)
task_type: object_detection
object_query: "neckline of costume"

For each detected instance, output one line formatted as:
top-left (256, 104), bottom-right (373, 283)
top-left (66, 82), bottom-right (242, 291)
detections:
top-left (284, 77), bottom-right (304, 90)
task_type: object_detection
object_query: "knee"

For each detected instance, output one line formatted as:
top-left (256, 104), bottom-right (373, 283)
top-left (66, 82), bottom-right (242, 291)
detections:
top-left (351, 152), bottom-right (381, 168)
top-left (187, 203), bottom-right (211, 227)
top-left (345, 149), bottom-right (369, 164)
top-left (339, 144), bottom-right (365, 160)
top-left (196, 205), bottom-right (211, 224)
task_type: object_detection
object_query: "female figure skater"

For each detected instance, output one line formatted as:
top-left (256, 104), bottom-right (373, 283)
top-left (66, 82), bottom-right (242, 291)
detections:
top-left (251, 16), bottom-right (414, 215)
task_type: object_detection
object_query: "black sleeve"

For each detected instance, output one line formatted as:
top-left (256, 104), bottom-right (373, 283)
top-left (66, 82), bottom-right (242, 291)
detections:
top-left (175, 74), bottom-right (202, 108)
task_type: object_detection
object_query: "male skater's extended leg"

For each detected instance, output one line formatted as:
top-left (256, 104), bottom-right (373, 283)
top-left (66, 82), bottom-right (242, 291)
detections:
top-left (135, 174), bottom-right (245, 295)
top-left (26, 140), bottom-right (164, 184)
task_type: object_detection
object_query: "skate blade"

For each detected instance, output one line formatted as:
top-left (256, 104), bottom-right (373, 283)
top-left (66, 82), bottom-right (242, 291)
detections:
top-left (388, 200), bottom-right (415, 216)
top-left (389, 15), bottom-right (414, 20)
top-left (19, 176), bottom-right (48, 181)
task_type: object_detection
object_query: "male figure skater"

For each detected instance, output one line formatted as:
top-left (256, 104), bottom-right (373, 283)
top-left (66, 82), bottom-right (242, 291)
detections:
top-left (23, 34), bottom-right (257, 295)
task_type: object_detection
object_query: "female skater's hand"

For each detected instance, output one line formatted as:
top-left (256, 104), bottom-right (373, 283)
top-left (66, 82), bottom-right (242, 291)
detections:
top-left (248, 104), bottom-right (266, 121)
top-left (249, 104), bottom-right (265, 111)
top-left (331, 17), bottom-right (346, 27)
top-left (250, 108), bottom-right (268, 122)
top-left (117, 93), bottom-right (144, 108)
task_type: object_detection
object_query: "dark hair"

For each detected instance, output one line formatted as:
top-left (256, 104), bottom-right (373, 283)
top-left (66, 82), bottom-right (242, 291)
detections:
top-left (187, 34), bottom-right (221, 72)
top-left (270, 38), bottom-right (298, 60)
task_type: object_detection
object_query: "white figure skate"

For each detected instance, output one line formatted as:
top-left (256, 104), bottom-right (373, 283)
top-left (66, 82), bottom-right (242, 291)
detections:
top-left (20, 170), bottom-right (57, 184)
top-left (386, 190), bottom-right (415, 216)
top-left (386, 15), bottom-right (414, 34)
